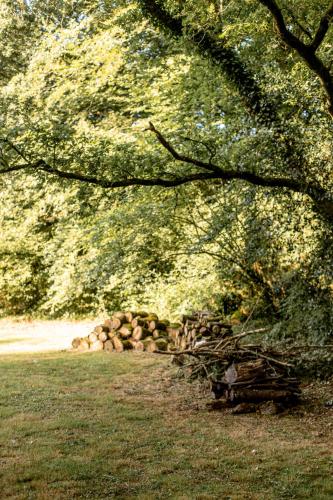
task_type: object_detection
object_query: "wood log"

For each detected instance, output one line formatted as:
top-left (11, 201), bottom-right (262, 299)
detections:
top-left (111, 318), bottom-right (122, 330)
top-left (148, 320), bottom-right (167, 332)
top-left (131, 317), bottom-right (146, 328)
top-left (229, 388), bottom-right (297, 403)
top-left (211, 325), bottom-right (221, 335)
top-left (125, 311), bottom-right (137, 323)
top-left (107, 330), bottom-right (116, 340)
top-left (113, 312), bottom-right (127, 322)
top-left (155, 338), bottom-right (168, 351)
top-left (94, 325), bottom-right (104, 334)
top-left (152, 329), bottom-right (168, 339)
top-left (98, 332), bottom-right (108, 342)
top-left (104, 340), bottom-right (114, 352)
top-left (180, 337), bottom-right (187, 351)
top-left (90, 340), bottom-right (104, 351)
top-left (199, 326), bottom-right (210, 336)
top-left (142, 337), bottom-right (154, 350)
top-left (78, 339), bottom-right (90, 351)
top-left (133, 340), bottom-right (145, 351)
top-left (132, 326), bottom-right (150, 341)
top-left (112, 336), bottom-right (124, 352)
top-left (145, 340), bottom-right (158, 352)
top-left (88, 333), bottom-right (98, 344)
top-left (166, 327), bottom-right (181, 341)
top-left (72, 337), bottom-right (81, 349)
top-left (118, 323), bottom-right (133, 338)
top-left (127, 339), bottom-right (144, 351)
top-left (225, 359), bottom-right (267, 384)
top-left (103, 319), bottom-right (113, 331)
top-left (146, 313), bottom-right (159, 321)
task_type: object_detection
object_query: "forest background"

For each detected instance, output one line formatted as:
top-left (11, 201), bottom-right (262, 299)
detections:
top-left (0, 0), bottom-right (332, 353)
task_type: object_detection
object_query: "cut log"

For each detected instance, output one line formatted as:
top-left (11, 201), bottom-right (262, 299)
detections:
top-left (212, 325), bottom-right (221, 335)
top-left (104, 340), bottom-right (114, 352)
top-left (166, 327), bottom-right (181, 341)
top-left (152, 329), bottom-right (168, 339)
top-left (155, 338), bottom-right (168, 351)
top-left (72, 337), bottom-right (81, 349)
top-left (142, 337), bottom-right (154, 350)
top-left (180, 336), bottom-right (187, 351)
top-left (78, 339), bottom-right (90, 351)
top-left (229, 388), bottom-right (297, 403)
top-left (125, 311), bottom-right (137, 323)
top-left (111, 318), bottom-right (122, 330)
top-left (88, 333), bottom-right (98, 344)
top-left (225, 359), bottom-right (267, 384)
top-left (149, 320), bottom-right (167, 332)
top-left (103, 319), bottom-right (113, 331)
top-left (132, 326), bottom-right (150, 341)
top-left (94, 325), bottom-right (103, 334)
top-left (131, 317), bottom-right (146, 328)
top-left (118, 323), bottom-right (133, 338)
top-left (130, 339), bottom-right (145, 351)
top-left (98, 332), bottom-right (108, 342)
top-left (146, 340), bottom-right (158, 352)
top-left (90, 340), bottom-right (104, 351)
top-left (112, 336), bottom-right (124, 353)
top-left (136, 310), bottom-right (149, 317)
top-left (113, 312), bottom-right (127, 322)
top-left (107, 330), bottom-right (116, 340)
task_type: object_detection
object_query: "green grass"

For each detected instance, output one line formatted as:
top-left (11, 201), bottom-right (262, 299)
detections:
top-left (0, 351), bottom-right (332, 499)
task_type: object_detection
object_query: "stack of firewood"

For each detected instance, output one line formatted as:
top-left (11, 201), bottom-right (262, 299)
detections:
top-left (71, 311), bottom-right (182, 353)
top-left (179, 310), bottom-right (233, 350)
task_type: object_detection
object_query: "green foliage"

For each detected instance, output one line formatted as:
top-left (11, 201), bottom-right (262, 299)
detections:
top-left (0, 0), bottom-right (332, 352)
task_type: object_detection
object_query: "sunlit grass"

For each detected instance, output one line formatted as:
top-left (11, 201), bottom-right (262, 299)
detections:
top-left (0, 351), bottom-right (332, 499)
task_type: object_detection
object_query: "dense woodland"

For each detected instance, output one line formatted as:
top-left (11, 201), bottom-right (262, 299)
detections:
top-left (0, 0), bottom-right (332, 348)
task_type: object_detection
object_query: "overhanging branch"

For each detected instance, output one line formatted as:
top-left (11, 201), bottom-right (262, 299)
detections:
top-left (1, 126), bottom-right (332, 220)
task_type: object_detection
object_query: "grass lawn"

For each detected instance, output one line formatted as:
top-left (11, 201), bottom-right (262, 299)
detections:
top-left (0, 350), bottom-right (332, 499)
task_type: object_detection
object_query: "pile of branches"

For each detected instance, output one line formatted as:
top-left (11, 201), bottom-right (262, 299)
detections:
top-left (162, 326), bottom-right (302, 413)
top-left (72, 311), bottom-right (182, 353)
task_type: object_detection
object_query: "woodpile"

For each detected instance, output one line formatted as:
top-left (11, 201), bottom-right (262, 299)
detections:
top-left (179, 310), bottom-right (233, 350)
top-left (157, 320), bottom-right (302, 413)
top-left (71, 311), bottom-right (183, 353)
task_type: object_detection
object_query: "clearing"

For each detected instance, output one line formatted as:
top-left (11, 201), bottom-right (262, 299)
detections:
top-left (0, 321), bottom-right (332, 499)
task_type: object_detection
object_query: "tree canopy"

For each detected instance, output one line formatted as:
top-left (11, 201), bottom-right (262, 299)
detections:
top-left (0, 0), bottom-right (332, 342)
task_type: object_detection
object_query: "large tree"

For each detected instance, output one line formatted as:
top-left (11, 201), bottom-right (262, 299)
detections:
top-left (1, 0), bottom-right (333, 221)
top-left (0, 1), bottom-right (332, 335)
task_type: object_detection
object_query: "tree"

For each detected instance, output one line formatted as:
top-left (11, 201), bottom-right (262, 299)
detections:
top-left (0, 1), bottom-right (332, 337)
top-left (1, 0), bottom-right (332, 221)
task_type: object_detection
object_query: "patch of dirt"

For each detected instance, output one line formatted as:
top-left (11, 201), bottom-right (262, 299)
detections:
top-left (0, 319), bottom-right (96, 354)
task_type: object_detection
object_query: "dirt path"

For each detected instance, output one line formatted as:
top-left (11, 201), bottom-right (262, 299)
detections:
top-left (0, 319), bottom-right (96, 354)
